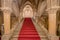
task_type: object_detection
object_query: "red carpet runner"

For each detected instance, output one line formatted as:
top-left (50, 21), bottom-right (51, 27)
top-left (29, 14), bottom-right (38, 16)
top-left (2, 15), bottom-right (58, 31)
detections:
top-left (18, 18), bottom-right (41, 40)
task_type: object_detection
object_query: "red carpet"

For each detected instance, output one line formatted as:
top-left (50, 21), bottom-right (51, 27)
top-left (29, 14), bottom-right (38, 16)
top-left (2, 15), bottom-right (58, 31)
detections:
top-left (18, 18), bottom-right (41, 40)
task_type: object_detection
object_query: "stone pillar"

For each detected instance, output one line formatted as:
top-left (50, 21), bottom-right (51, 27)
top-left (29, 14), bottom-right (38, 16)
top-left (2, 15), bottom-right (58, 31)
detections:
top-left (1, 0), bottom-right (12, 40)
top-left (3, 10), bottom-right (11, 35)
top-left (48, 9), bottom-right (59, 40)
top-left (48, 10), bottom-right (59, 40)
top-left (46, 0), bottom-right (59, 40)
top-left (48, 10), bottom-right (57, 36)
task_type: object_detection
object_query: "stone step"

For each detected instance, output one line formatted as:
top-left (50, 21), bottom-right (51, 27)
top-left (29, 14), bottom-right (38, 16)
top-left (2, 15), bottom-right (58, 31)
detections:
top-left (10, 35), bottom-right (48, 40)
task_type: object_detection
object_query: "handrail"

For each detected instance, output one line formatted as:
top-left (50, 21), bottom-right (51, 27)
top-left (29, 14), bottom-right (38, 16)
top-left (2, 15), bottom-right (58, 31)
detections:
top-left (32, 18), bottom-right (50, 40)
top-left (9, 18), bottom-right (24, 40)
top-left (32, 18), bottom-right (48, 34)
top-left (2, 22), bottom-right (19, 40)
top-left (32, 18), bottom-right (59, 40)
top-left (2, 18), bottom-right (24, 40)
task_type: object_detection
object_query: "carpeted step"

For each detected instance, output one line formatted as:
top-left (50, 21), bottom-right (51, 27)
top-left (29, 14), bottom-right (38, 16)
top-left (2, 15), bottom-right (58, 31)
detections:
top-left (18, 37), bottom-right (40, 40)
top-left (19, 34), bottom-right (40, 38)
top-left (21, 28), bottom-right (36, 29)
top-left (21, 30), bottom-right (36, 32)
top-left (20, 32), bottom-right (38, 35)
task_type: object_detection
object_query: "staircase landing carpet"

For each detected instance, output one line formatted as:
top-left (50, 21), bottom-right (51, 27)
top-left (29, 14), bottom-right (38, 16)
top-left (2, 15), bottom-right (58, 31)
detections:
top-left (18, 18), bottom-right (41, 40)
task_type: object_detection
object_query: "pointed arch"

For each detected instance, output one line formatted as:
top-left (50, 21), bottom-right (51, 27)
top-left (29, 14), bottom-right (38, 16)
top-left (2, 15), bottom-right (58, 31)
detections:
top-left (23, 5), bottom-right (33, 18)
top-left (38, 1), bottom-right (47, 17)
top-left (19, 1), bottom-right (35, 18)
top-left (20, 1), bottom-right (34, 10)
top-left (19, 1), bottom-right (36, 18)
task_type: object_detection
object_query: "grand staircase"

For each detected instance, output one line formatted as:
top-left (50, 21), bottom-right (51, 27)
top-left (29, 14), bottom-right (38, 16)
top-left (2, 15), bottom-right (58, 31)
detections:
top-left (10, 18), bottom-right (49, 40)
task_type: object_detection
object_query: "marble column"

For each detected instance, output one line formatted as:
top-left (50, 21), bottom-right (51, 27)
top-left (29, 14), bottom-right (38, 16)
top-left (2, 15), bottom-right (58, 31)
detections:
top-left (48, 10), bottom-right (57, 35)
top-left (46, 0), bottom-right (59, 40)
top-left (3, 10), bottom-right (11, 35)
top-left (48, 10), bottom-right (59, 40)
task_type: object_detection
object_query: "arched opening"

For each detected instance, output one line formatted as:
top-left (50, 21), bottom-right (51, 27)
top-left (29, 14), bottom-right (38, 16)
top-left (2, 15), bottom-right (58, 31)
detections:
top-left (0, 10), bottom-right (4, 36)
top-left (56, 10), bottom-right (60, 36)
top-left (10, 13), bottom-right (18, 29)
top-left (23, 5), bottom-right (33, 18)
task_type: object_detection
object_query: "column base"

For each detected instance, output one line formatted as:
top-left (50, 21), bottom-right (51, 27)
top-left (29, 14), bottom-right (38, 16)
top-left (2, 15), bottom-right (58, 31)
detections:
top-left (49, 35), bottom-right (59, 40)
top-left (2, 34), bottom-right (10, 40)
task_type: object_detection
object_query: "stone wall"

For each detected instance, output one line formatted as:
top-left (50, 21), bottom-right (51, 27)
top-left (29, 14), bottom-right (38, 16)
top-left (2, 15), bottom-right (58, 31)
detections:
top-left (0, 0), bottom-right (1, 7)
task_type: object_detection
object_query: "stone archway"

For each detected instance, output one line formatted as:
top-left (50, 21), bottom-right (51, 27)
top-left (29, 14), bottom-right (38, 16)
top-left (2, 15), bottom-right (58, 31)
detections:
top-left (0, 10), bottom-right (4, 36)
top-left (56, 10), bottom-right (60, 36)
top-left (23, 5), bottom-right (33, 18)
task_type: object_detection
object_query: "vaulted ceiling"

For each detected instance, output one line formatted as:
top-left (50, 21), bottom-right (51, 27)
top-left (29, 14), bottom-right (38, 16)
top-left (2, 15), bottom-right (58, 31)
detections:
top-left (18, 0), bottom-right (44, 8)
top-left (10, 0), bottom-right (46, 16)
top-left (18, 0), bottom-right (39, 6)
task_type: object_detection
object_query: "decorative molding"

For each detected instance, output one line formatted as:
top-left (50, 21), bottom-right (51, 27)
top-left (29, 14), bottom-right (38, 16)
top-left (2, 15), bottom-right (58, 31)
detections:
top-left (46, 6), bottom-right (60, 11)
top-left (0, 7), bottom-right (12, 12)
top-left (48, 35), bottom-right (59, 40)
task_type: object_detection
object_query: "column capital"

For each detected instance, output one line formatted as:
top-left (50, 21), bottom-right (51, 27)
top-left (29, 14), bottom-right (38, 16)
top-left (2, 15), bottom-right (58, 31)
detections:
top-left (0, 7), bottom-right (12, 13)
top-left (46, 6), bottom-right (59, 12)
top-left (3, 10), bottom-right (11, 15)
